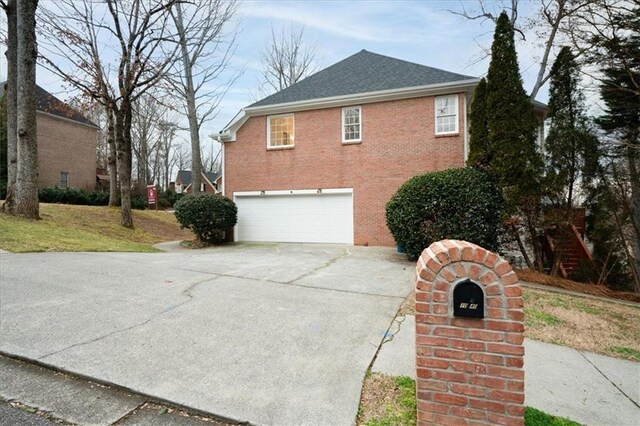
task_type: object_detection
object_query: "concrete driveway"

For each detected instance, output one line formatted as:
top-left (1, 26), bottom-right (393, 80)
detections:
top-left (0, 244), bottom-right (415, 426)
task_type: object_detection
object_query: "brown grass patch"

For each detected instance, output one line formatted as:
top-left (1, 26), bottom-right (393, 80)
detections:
top-left (357, 373), bottom-right (416, 426)
top-left (398, 288), bottom-right (639, 361)
top-left (523, 288), bottom-right (640, 361)
top-left (515, 268), bottom-right (639, 303)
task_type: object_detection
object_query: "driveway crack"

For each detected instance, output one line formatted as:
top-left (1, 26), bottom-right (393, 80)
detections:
top-left (285, 248), bottom-right (352, 284)
top-left (176, 267), bottom-right (404, 299)
top-left (578, 351), bottom-right (640, 409)
top-left (381, 314), bottom-right (407, 346)
top-left (38, 276), bottom-right (218, 361)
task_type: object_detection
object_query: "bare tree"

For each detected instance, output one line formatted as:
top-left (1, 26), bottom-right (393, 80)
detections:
top-left (257, 24), bottom-right (321, 97)
top-left (451, 0), bottom-right (596, 99)
top-left (201, 138), bottom-right (221, 173)
top-left (132, 93), bottom-right (162, 192)
top-left (1, 0), bottom-right (17, 214)
top-left (157, 117), bottom-right (178, 190)
top-left (14, 0), bottom-right (39, 219)
top-left (166, 0), bottom-right (239, 194)
top-left (173, 143), bottom-right (191, 172)
top-left (40, 0), bottom-right (178, 227)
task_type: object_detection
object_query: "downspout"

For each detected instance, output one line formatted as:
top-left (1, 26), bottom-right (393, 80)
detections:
top-left (218, 135), bottom-right (225, 196)
top-left (463, 94), bottom-right (469, 164)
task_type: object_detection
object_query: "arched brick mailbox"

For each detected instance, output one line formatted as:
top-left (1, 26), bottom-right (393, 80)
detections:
top-left (415, 240), bottom-right (524, 426)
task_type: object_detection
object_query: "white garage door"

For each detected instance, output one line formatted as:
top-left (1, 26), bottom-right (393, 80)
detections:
top-left (234, 189), bottom-right (353, 244)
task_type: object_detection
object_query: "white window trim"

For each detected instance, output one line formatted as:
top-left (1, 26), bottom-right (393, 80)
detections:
top-left (267, 113), bottom-right (295, 150)
top-left (342, 106), bottom-right (362, 144)
top-left (435, 94), bottom-right (459, 135)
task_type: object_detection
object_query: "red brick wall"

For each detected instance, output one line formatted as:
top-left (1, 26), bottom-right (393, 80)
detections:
top-left (224, 94), bottom-right (466, 246)
top-left (415, 240), bottom-right (525, 426)
top-left (37, 113), bottom-right (98, 190)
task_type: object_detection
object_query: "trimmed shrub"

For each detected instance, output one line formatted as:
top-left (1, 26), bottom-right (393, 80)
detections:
top-left (37, 186), bottom-right (147, 209)
top-left (386, 167), bottom-right (503, 260)
top-left (174, 193), bottom-right (237, 244)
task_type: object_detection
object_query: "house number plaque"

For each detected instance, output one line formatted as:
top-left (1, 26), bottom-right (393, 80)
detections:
top-left (453, 279), bottom-right (484, 318)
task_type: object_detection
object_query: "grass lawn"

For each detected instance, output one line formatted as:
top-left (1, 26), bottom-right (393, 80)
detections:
top-left (0, 203), bottom-right (193, 253)
top-left (523, 288), bottom-right (640, 361)
top-left (357, 373), bottom-right (581, 426)
top-left (399, 287), bottom-right (640, 362)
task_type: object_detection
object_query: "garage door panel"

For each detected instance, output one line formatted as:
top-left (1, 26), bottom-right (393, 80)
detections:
top-left (235, 191), bottom-right (353, 244)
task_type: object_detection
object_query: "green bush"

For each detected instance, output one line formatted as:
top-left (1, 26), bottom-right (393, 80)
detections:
top-left (174, 193), bottom-right (237, 244)
top-left (163, 189), bottom-right (184, 208)
top-left (386, 167), bottom-right (503, 260)
top-left (37, 187), bottom-right (147, 209)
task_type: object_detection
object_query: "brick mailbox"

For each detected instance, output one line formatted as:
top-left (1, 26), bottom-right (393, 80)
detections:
top-left (415, 240), bottom-right (525, 426)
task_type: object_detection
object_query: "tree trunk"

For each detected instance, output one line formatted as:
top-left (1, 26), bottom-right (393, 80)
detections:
top-left (106, 105), bottom-right (119, 206)
top-left (175, 3), bottom-right (202, 194)
top-left (14, 0), bottom-right (39, 220)
top-left (2, 0), bottom-right (17, 214)
top-left (627, 129), bottom-right (640, 293)
top-left (115, 103), bottom-right (133, 228)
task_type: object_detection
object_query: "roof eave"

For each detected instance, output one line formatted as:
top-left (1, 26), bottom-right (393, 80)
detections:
top-left (37, 110), bottom-right (101, 130)
top-left (221, 79), bottom-right (480, 141)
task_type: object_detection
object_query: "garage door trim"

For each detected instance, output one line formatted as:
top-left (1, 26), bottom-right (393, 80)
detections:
top-left (234, 188), bottom-right (353, 197)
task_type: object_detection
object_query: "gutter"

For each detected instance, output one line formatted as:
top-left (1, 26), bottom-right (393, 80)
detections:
top-left (220, 79), bottom-right (480, 142)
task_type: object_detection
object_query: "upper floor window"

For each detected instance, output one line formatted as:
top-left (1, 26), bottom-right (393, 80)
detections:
top-left (342, 106), bottom-right (361, 143)
top-left (267, 114), bottom-right (295, 149)
top-left (435, 95), bottom-right (458, 135)
top-left (60, 172), bottom-right (69, 189)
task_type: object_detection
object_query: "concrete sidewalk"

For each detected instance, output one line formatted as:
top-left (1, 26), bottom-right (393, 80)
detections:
top-left (0, 245), bottom-right (415, 426)
top-left (372, 315), bottom-right (640, 426)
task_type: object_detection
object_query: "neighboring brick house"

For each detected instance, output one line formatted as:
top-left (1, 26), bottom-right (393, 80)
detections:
top-left (2, 84), bottom-right (99, 190)
top-left (220, 50), bottom-right (546, 246)
top-left (175, 170), bottom-right (221, 194)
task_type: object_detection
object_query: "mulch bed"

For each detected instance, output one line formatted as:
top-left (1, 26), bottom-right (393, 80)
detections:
top-left (515, 268), bottom-right (640, 303)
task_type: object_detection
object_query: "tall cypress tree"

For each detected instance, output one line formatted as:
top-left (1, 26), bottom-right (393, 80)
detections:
top-left (545, 46), bottom-right (599, 210)
top-left (485, 12), bottom-right (542, 212)
top-left (468, 77), bottom-right (490, 169)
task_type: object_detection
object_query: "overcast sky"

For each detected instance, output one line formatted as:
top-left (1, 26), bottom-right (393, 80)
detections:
top-left (1, 0), bottom-right (555, 158)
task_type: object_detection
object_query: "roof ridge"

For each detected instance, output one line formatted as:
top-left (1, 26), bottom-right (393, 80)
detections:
top-left (356, 49), bottom-right (472, 78)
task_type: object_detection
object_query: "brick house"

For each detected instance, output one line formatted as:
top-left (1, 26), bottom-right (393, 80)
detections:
top-left (2, 84), bottom-right (99, 190)
top-left (220, 50), bottom-right (545, 246)
top-left (175, 170), bottom-right (221, 194)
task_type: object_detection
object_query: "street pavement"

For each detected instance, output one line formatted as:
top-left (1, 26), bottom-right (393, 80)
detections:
top-left (373, 315), bottom-right (640, 426)
top-left (0, 355), bottom-right (233, 425)
top-left (0, 244), bottom-right (414, 426)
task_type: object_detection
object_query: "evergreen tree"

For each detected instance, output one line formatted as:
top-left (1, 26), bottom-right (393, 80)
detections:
top-left (485, 12), bottom-right (542, 212)
top-left (468, 77), bottom-right (490, 169)
top-left (545, 46), bottom-right (599, 209)
top-left (594, 6), bottom-right (640, 291)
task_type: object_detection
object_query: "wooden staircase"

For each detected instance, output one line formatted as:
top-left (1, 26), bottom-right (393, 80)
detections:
top-left (542, 210), bottom-right (593, 279)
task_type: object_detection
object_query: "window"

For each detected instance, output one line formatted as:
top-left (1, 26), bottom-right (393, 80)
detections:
top-left (267, 114), bottom-right (295, 148)
top-left (435, 95), bottom-right (458, 135)
top-left (60, 172), bottom-right (68, 189)
top-left (342, 106), bottom-right (361, 143)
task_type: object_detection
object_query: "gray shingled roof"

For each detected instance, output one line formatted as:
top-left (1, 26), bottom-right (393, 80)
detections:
top-left (249, 50), bottom-right (477, 108)
top-left (0, 82), bottom-right (99, 128)
top-left (176, 170), bottom-right (221, 186)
